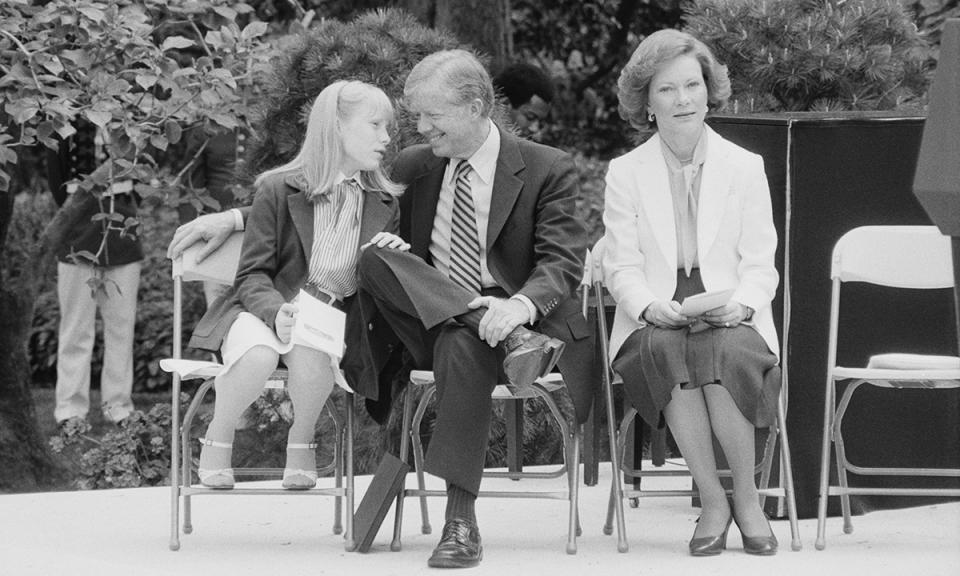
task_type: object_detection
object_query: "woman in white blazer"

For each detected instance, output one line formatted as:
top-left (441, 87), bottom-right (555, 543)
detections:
top-left (602, 30), bottom-right (781, 556)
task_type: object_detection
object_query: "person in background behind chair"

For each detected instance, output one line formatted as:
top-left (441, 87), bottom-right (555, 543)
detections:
top-left (493, 62), bottom-right (556, 141)
top-left (48, 121), bottom-right (143, 428)
top-left (186, 80), bottom-right (408, 491)
top-left (602, 29), bottom-right (782, 556)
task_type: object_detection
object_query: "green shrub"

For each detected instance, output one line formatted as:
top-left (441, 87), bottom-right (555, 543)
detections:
top-left (50, 398), bottom-right (182, 489)
top-left (573, 153), bottom-right (608, 247)
top-left (246, 8), bottom-right (463, 178)
top-left (684, 0), bottom-right (933, 112)
top-left (511, 0), bottom-right (684, 157)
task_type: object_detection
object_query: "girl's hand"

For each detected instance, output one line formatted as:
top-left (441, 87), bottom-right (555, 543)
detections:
top-left (701, 301), bottom-right (750, 328)
top-left (361, 232), bottom-right (410, 252)
top-left (642, 300), bottom-right (690, 329)
top-left (275, 302), bottom-right (298, 343)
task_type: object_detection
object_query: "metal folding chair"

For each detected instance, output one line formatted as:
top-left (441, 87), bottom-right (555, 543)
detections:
top-left (390, 370), bottom-right (583, 554)
top-left (815, 225), bottom-right (960, 550)
top-left (589, 238), bottom-right (801, 552)
top-left (163, 232), bottom-right (355, 551)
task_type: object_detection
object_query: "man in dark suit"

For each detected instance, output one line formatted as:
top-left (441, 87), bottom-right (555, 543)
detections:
top-left (356, 49), bottom-right (591, 569)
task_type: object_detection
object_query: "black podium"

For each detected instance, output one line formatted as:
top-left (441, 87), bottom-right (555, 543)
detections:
top-left (708, 112), bottom-right (960, 519)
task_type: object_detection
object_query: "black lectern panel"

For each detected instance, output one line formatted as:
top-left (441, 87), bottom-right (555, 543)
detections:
top-left (709, 113), bottom-right (960, 518)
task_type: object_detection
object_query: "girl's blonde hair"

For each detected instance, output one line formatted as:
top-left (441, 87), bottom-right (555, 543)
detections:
top-left (255, 80), bottom-right (403, 199)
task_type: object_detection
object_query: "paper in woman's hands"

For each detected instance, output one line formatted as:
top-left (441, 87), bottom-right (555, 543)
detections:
top-left (291, 289), bottom-right (346, 359)
top-left (680, 289), bottom-right (735, 317)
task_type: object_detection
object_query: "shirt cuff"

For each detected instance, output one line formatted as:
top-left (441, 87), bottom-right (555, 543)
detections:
top-left (510, 294), bottom-right (538, 324)
top-left (230, 208), bottom-right (245, 231)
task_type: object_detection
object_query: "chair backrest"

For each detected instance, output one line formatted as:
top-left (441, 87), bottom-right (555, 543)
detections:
top-left (831, 226), bottom-right (954, 289)
top-left (589, 236), bottom-right (608, 288)
top-left (171, 231), bottom-right (245, 285)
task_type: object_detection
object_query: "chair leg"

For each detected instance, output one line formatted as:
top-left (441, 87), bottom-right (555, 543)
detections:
top-left (756, 424), bottom-right (777, 511)
top-left (169, 375), bottom-right (182, 551)
top-left (391, 386), bottom-right (417, 551)
top-left (833, 382), bottom-right (860, 535)
top-left (411, 387), bottom-right (435, 535)
top-left (816, 378), bottom-right (836, 550)
top-left (605, 386), bottom-right (629, 552)
top-left (776, 394), bottom-right (802, 551)
top-left (333, 409), bottom-right (344, 536)
top-left (343, 393), bottom-right (356, 551)
top-left (180, 382), bottom-right (211, 536)
top-left (565, 427), bottom-right (580, 554)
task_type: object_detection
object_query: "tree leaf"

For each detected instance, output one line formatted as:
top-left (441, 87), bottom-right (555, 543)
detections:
top-left (164, 119), bottom-right (183, 145)
top-left (78, 6), bottom-right (106, 23)
top-left (39, 55), bottom-right (64, 75)
top-left (209, 112), bottom-right (239, 130)
top-left (149, 133), bottom-right (168, 151)
top-left (214, 6), bottom-right (238, 21)
top-left (135, 74), bottom-right (158, 89)
top-left (241, 21), bottom-right (268, 42)
top-left (84, 109), bottom-right (111, 128)
top-left (161, 36), bottom-right (195, 52)
top-left (5, 99), bottom-right (40, 124)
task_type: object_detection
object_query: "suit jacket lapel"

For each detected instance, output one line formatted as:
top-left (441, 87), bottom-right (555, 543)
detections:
top-left (359, 188), bottom-right (394, 244)
top-left (636, 134), bottom-right (677, 270)
top-left (410, 158), bottom-right (445, 258)
top-left (487, 130), bottom-right (524, 248)
top-left (696, 127), bottom-right (729, 257)
top-left (287, 189), bottom-right (314, 264)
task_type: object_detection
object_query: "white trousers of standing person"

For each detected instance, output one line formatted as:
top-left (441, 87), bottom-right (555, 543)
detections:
top-left (54, 260), bottom-right (141, 424)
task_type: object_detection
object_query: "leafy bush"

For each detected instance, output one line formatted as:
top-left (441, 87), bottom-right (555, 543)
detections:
top-left (511, 0), bottom-right (683, 157)
top-left (572, 153), bottom-right (608, 247)
top-left (684, 0), bottom-right (933, 112)
top-left (50, 399), bottom-right (181, 489)
top-left (246, 8), bottom-right (463, 177)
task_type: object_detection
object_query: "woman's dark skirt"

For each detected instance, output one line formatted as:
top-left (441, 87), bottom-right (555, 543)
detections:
top-left (612, 270), bottom-right (780, 429)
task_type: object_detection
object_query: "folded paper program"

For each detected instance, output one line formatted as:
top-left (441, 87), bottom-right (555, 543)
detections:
top-left (291, 288), bottom-right (346, 359)
top-left (680, 288), bottom-right (735, 317)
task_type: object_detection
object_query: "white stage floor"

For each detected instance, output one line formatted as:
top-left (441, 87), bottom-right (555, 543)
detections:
top-left (2, 463), bottom-right (958, 576)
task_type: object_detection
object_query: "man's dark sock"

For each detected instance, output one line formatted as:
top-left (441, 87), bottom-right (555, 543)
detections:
top-left (445, 483), bottom-right (477, 524)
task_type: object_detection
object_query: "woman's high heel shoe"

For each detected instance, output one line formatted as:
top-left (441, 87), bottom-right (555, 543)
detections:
top-left (198, 438), bottom-right (235, 490)
top-left (282, 443), bottom-right (318, 490)
top-left (689, 513), bottom-right (733, 556)
top-left (733, 511), bottom-right (779, 556)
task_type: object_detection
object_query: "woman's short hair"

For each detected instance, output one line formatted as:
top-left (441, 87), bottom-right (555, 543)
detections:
top-left (404, 49), bottom-right (495, 116)
top-left (256, 80), bottom-right (403, 198)
top-left (617, 29), bottom-right (731, 132)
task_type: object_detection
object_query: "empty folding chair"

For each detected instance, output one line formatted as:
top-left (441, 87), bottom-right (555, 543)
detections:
top-left (816, 225), bottom-right (960, 550)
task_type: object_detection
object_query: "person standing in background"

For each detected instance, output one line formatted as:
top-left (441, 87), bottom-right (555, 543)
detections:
top-left (48, 121), bottom-right (143, 427)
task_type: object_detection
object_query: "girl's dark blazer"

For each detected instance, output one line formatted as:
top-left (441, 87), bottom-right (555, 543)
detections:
top-left (188, 172), bottom-right (400, 401)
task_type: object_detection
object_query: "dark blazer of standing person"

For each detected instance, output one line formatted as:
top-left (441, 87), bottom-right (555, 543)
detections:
top-left (355, 49), bottom-right (591, 569)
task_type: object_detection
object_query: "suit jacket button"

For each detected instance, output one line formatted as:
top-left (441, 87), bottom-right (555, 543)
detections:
top-left (368, 323), bottom-right (374, 331)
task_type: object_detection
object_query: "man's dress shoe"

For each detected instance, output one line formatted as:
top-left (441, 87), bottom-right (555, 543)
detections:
top-left (427, 518), bottom-right (482, 568)
top-left (501, 326), bottom-right (565, 390)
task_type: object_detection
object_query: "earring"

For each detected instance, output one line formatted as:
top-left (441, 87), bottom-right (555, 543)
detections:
top-left (648, 112), bottom-right (655, 123)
